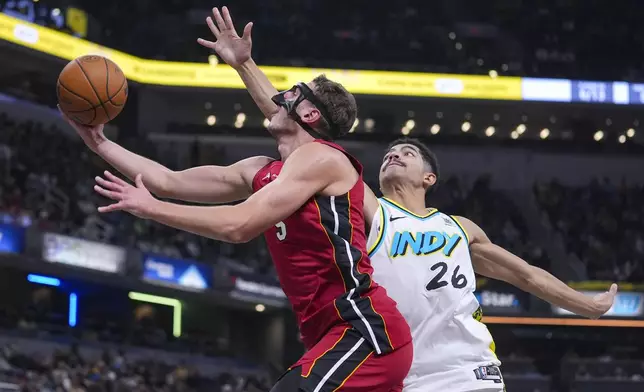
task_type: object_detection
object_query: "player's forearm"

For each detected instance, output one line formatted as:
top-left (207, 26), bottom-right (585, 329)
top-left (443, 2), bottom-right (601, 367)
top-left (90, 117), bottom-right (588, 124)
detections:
top-left (236, 59), bottom-right (280, 119)
top-left (520, 267), bottom-right (601, 318)
top-left (147, 200), bottom-right (252, 243)
top-left (473, 243), bottom-right (603, 319)
top-left (96, 141), bottom-right (172, 196)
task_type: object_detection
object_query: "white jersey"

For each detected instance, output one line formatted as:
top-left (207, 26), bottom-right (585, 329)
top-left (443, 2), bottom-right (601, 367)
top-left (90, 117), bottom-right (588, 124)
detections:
top-left (367, 198), bottom-right (503, 392)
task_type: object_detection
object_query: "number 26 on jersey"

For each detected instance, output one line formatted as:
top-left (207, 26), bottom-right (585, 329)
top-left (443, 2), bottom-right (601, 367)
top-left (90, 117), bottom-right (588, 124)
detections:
top-left (426, 262), bottom-right (467, 291)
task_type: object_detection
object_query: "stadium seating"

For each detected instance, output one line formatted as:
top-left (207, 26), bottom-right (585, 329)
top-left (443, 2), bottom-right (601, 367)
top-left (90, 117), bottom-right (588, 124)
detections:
top-left (535, 179), bottom-right (644, 282)
top-left (7, 114), bottom-right (644, 282)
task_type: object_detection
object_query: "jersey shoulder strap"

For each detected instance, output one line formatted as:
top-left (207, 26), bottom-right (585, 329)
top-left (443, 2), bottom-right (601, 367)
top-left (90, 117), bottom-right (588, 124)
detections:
top-left (447, 214), bottom-right (471, 244)
top-left (367, 198), bottom-right (390, 257)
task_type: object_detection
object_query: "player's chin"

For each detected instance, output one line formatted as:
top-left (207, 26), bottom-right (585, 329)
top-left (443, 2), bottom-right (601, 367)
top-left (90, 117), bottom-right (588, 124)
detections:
top-left (380, 170), bottom-right (404, 185)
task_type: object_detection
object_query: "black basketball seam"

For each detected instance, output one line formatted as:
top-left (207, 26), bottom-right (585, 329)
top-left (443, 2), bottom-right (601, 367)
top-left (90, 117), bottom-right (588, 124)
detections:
top-left (104, 57), bottom-right (110, 110)
top-left (75, 58), bottom-right (112, 122)
top-left (102, 58), bottom-right (127, 109)
top-left (107, 78), bottom-right (127, 107)
top-left (65, 107), bottom-right (102, 114)
top-left (58, 80), bottom-right (95, 107)
top-left (57, 82), bottom-right (98, 124)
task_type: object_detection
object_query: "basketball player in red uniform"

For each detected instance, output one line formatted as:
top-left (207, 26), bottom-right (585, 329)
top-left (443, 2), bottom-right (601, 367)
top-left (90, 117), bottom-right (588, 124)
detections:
top-left (60, 17), bottom-right (412, 392)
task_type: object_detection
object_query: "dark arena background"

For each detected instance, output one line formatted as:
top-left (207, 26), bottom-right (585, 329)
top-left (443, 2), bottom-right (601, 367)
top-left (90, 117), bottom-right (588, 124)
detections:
top-left (0, 1), bottom-right (643, 391)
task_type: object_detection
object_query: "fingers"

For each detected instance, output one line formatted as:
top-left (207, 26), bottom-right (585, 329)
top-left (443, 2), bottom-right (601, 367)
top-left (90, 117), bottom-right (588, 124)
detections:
top-left (206, 16), bottom-right (220, 38)
top-left (95, 176), bottom-right (124, 192)
top-left (197, 38), bottom-right (216, 49)
top-left (57, 105), bottom-right (69, 121)
top-left (58, 105), bottom-right (86, 129)
top-left (242, 22), bottom-right (253, 40)
top-left (98, 202), bottom-right (125, 213)
top-left (222, 6), bottom-right (235, 30)
top-left (94, 184), bottom-right (122, 201)
top-left (609, 283), bottom-right (618, 294)
top-left (103, 171), bottom-right (129, 187)
top-left (212, 7), bottom-right (227, 32)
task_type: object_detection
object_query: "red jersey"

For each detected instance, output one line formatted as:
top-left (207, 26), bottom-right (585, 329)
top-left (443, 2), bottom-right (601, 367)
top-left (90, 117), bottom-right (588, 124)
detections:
top-left (252, 140), bottom-right (411, 356)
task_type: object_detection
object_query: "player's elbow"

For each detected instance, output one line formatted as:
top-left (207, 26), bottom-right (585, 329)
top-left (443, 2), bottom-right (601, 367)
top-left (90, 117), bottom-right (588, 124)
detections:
top-left (148, 170), bottom-right (175, 198)
top-left (220, 215), bottom-right (257, 244)
top-left (224, 228), bottom-right (253, 244)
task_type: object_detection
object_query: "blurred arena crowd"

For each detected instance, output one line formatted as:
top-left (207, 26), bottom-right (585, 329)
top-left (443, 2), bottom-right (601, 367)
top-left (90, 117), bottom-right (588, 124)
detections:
top-left (0, 339), bottom-right (270, 392)
top-left (1, 113), bottom-right (643, 284)
top-left (2, 114), bottom-right (643, 284)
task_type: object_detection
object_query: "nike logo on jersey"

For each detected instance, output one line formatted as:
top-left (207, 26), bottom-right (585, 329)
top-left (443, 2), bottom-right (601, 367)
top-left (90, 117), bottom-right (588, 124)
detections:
top-left (389, 216), bottom-right (406, 222)
top-left (262, 173), bottom-right (278, 181)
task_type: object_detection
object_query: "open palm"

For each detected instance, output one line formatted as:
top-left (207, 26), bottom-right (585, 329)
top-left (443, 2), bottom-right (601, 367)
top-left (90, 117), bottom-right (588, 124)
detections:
top-left (94, 171), bottom-right (157, 219)
top-left (197, 6), bottom-right (252, 68)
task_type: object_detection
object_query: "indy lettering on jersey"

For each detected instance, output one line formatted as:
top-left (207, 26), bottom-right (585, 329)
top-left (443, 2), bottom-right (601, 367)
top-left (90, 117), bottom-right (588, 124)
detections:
top-left (390, 230), bottom-right (463, 258)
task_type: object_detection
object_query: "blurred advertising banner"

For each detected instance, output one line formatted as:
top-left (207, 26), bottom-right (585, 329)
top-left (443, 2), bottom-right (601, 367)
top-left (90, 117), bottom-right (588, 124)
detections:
top-left (552, 292), bottom-right (643, 318)
top-left (142, 254), bottom-right (211, 292)
top-left (0, 223), bottom-right (24, 254)
top-left (229, 273), bottom-right (288, 308)
top-left (42, 233), bottom-right (125, 273)
top-left (0, 13), bottom-right (521, 99)
top-left (475, 278), bottom-right (529, 315)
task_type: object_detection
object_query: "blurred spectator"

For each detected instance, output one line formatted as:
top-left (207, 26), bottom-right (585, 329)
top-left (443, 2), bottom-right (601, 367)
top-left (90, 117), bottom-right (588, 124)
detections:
top-left (432, 175), bottom-right (549, 268)
top-left (535, 179), bottom-right (644, 282)
top-left (0, 341), bottom-right (270, 392)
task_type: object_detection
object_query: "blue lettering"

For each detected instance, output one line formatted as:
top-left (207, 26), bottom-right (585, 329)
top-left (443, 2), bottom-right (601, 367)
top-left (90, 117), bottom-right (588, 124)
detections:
top-left (393, 232), bottom-right (422, 257)
top-left (443, 233), bottom-right (462, 257)
top-left (420, 231), bottom-right (446, 254)
top-left (389, 230), bottom-right (463, 258)
top-left (390, 232), bottom-right (401, 257)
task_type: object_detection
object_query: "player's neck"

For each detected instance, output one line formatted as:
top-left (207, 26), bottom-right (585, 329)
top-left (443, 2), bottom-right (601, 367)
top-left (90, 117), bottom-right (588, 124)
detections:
top-left (382, 186), bottom-right (427, 216)
top-left (276, 131), bottom-right (316, 160)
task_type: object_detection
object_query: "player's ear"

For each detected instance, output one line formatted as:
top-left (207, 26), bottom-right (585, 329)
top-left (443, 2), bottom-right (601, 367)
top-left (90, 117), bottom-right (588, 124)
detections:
top-left (299, 106), bottom-right (321, 125)
top-left (423, 172), bottom-right (437, 189)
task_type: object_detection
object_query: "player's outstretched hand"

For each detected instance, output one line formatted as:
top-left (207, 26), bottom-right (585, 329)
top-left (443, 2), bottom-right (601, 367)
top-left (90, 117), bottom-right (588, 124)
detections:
top-left (58, 104), bottom-right (107, 152)
top-left (589, 283), bottom-right (618, 319)
top-left (197, 6), bottom-right (253, 68)
top-left (94, 171), bottom-right (157, 219)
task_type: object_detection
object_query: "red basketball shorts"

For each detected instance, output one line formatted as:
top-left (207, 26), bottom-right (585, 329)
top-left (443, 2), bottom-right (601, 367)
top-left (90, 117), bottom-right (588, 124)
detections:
top-left (274, 325), bottom-right (413, 392)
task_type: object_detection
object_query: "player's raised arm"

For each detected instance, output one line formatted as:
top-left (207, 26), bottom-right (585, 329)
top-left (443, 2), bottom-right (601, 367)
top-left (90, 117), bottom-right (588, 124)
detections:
top-left (93, 142), bottom-right (353, 244)
top-left (363, 182), bottom-right (380, 232)
top-left (60, 109), bottom-right (271, 203)
top-left (197, 6), bottom-right (280, 120)
top-left (455, 215), bottom-right (618, 320)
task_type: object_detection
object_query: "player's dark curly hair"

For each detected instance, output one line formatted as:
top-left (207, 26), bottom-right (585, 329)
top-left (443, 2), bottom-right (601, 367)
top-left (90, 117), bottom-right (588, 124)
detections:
top-left (312, 74), bottom-right (357, 139)
top-left (386, 137), bottom-right (440, 193)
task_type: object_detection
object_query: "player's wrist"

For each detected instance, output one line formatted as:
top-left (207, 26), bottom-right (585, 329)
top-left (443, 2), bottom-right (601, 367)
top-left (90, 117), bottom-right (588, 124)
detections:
top-left (235, 58), bottom-right (256, 72)
top-left (140, 197), bottom-right (165, 220)
top-left (93, 137), bottom-right (113, 155)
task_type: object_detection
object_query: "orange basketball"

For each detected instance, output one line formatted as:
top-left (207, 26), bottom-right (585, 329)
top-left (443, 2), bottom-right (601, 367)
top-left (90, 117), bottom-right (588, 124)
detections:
top-left (57, 55), bottom-right (128, 126)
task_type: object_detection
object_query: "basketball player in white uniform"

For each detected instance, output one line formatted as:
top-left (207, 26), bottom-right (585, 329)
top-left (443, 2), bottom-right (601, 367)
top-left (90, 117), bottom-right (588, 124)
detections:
top-left (363, 137), bottom-right (618, 392)
top-left (193, 11), bottom-right (618, 391)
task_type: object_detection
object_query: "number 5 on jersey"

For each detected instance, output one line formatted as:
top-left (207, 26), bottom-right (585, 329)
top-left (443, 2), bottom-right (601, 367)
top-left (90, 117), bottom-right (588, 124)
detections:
top-left (275, 221), bottom-right (287, 241)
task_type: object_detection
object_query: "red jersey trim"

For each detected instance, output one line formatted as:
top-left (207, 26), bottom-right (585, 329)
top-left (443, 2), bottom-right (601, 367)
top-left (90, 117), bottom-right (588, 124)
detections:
top-left (314, 194), bottom-right (394, 354)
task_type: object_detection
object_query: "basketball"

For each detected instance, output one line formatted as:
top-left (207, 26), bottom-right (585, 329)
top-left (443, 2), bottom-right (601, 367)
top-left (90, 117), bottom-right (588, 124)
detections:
top-left (57, 55), bottom-right (128, 126)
